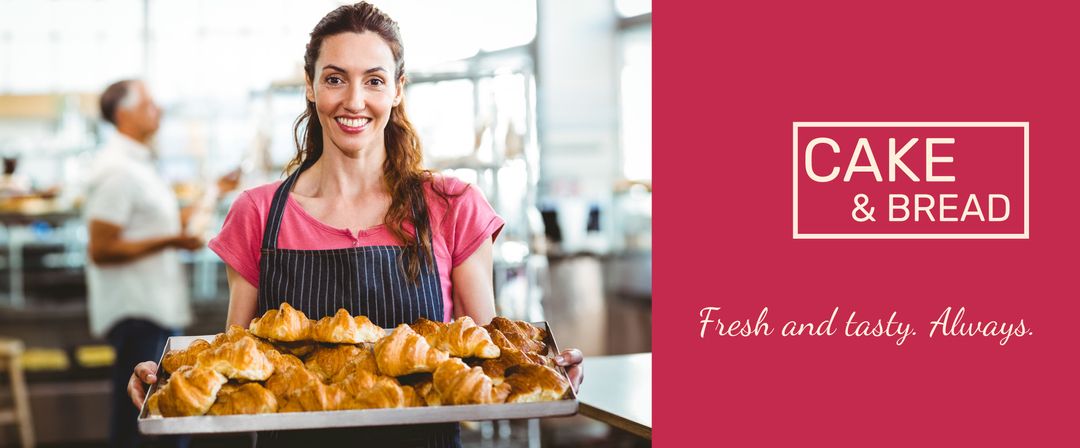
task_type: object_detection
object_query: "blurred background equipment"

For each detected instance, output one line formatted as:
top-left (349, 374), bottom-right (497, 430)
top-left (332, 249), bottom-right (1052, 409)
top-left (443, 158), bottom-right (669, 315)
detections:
top-left (0, 0), bottom-right (650, 446)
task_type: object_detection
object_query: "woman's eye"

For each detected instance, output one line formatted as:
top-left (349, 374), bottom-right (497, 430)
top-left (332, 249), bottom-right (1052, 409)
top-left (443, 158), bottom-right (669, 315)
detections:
top-left (369, 78), bottom-right (384, 86)
top-left (326, 76), bottom-right (344, 85)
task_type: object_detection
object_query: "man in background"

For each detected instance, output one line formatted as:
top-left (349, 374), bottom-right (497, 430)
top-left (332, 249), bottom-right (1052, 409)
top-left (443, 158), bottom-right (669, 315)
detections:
top-left (85, 79), bottom-right (203, 448)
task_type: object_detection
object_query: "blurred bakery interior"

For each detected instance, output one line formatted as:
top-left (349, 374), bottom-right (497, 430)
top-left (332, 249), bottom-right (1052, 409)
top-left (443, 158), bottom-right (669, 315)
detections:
top-left (0, 0), bottom-right (650, 446)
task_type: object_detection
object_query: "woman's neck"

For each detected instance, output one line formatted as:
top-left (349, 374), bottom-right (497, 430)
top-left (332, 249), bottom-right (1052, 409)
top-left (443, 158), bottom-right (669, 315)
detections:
top-left (296, 142), bottom-right (388, 199)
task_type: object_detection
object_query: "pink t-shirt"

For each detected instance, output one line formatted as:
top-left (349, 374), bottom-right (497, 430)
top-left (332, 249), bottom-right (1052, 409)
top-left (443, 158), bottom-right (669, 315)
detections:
top-left (208, 176), bottom-right (504, 322)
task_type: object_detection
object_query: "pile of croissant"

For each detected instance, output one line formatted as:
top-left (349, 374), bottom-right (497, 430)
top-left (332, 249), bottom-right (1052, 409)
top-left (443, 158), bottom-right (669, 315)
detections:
top-left (146, 302), bottom-right (570, 417)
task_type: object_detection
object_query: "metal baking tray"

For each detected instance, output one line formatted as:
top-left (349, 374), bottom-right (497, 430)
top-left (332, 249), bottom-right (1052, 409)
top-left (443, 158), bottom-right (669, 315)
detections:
top-left (138, 321), bottom-right (577, 435)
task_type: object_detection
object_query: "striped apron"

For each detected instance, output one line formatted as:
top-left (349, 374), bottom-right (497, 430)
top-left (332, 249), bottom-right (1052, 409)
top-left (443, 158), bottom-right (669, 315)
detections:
top-left (255, 161), bottom-right (460, 448)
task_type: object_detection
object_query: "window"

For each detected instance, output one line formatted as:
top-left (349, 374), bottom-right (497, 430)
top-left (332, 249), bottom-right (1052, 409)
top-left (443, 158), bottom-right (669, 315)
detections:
top-left (618, 20), bottom-right (651, 181)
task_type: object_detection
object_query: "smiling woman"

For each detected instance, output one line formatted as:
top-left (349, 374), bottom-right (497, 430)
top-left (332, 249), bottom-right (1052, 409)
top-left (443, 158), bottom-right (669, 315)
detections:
top-left (123, 2), bottom-right (582, 447)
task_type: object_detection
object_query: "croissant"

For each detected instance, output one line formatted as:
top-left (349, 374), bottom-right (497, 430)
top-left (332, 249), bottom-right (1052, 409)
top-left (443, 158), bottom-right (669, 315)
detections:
top-left (341, 376), bottom-right (410, 410)
top-left (157, 366), bottom-right (228, 417)
top-left (195, 336), bottom-right (275, 381)
top-left (263, 348), bottom-right (304, 373)
top-left (207, 382), bottom-right (279, 415)
top-left (279, 381), bottom-right (347, 412)
top-left (433, 358), bottom-right (511, 405)
top-left (249, 302), bottom-right (313, 342)
top-left (374, 324), bottom-right (450, 376)
top-left (485, 320), bottom-right (546, 354)
top-left (313, 309), bottom-right (384, 344)
top-left (402, 385), bottom-right (425, 407)
top-left (480, 335), bottom-right (547, 384)
top-left (270, 339), bottom-right (316, 358)
top-left (212, 325), bottom-right (276, 352)
top-left (424, 316), bottom-right (501, 359)
top-left (161, 339), bottom-right (211, 374)
top-left (410, 317), bottom-right (446, 340)
top-left (305, 344), bottom-right (375, 383)
top-left (501, 317), bottom-right (547, 341)
top-left (503, 364), bottom-right (569, 403)
top-left (334, 368), bottom-right (380, 397)
top-left (146, 389), bottom-right (163, 417)
top-left (264, 353), bottom-right (321, 401)
top-left (412, 378), bottom-right (441, 406)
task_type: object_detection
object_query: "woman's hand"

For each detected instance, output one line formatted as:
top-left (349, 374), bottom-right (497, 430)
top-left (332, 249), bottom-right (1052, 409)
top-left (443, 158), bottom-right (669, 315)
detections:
top-left (555, 348), bottom-right (584, 393)
top-left (127, 361), bottom-right (160, 409)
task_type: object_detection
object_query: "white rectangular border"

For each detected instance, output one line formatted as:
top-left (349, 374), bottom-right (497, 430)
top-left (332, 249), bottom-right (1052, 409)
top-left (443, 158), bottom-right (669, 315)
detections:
top-left (792, 122), bottom-right (1029, 239)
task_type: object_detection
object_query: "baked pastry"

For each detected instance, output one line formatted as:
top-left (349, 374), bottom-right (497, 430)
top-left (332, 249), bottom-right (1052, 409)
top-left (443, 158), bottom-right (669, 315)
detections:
top-left (342, 376), bottom-right (410, 409)
top-left (402, 385), bottom-right (425, 408)
top-left (480, 334), bottom-right (548, 384)
top-left (279, 381), bottom-right (347, 412)
top-left (305, 344), bottom-right (376, 383)
top-left (374, 324), bottom-right (450, 376)
top-left (487, 317), bottom-right (546, 341)
top-left (410, 317), bottom-right (445, 339)
top-left (313, 309), bottom-right (384, 344)
top-left (433, 358), bottom-right (511, 405)
top-left (270, 339), bottom-right (316, 358)
top-left (211, 325), bottom-right (246, 346)
top-left (485, 317), bottom-right (546, 354)
top-left (263, 348), bottom-right (304, 373)
top-left (423, 316), bottom-right (500, 359)
top-left (249, 302), bottom-right (313, 342)
top-left (212, 325), bottom-right (276, 352)
top-left (264, 354), bottom-right (321, 402)
top-left (157, 366), bottom-right (228, 417)
top-left (207, 382), bottom-right (279, 415)
top-left (334, 367), bottom-right (380, 397)
top-left (195, 336), bottom-right (275, 381)
top-left (412, 378), bottom-right (441, 406)
top-left (146, 389), bottom-right (163, 416)
top-left (160, 339), bottom-right (211, 374)
top-left (503, 364), bottom-right (570, 403)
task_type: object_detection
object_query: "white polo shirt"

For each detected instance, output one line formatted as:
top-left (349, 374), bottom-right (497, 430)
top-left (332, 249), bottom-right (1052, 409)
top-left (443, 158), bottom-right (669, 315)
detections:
top-left (84, 133), bottom-right (192, 337)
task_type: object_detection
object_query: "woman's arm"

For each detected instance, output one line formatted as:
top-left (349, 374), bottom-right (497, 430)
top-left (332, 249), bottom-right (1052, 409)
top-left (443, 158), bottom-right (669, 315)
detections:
top-left (225, 265), bottom-right (259, 328)
top-left (450, 237), bottom-right (497, 325)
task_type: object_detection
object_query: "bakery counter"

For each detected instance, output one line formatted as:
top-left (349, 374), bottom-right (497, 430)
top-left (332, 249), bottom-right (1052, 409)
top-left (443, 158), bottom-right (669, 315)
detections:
top-left (576, 353), bottom-right (652, 439)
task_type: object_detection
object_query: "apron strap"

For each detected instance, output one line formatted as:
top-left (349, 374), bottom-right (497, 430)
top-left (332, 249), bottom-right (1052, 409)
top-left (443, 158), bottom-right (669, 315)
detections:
top-left (261, 158), bottom-right (432, 252)
top-left (262, 158), bottom-right (313, 250)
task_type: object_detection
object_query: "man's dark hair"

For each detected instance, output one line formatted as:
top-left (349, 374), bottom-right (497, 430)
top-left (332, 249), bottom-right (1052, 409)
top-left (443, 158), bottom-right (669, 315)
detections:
top-left (99, 80), bottom-right (134, 126)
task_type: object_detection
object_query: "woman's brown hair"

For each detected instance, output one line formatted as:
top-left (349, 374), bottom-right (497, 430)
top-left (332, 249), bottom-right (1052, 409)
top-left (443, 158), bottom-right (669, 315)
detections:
top-left (289, 2), bottom-right (456, 282)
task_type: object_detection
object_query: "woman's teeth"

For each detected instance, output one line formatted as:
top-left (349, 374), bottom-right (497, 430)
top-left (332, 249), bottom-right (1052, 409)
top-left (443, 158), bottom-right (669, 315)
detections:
top-left (336, 117), bottom-right (370, 127)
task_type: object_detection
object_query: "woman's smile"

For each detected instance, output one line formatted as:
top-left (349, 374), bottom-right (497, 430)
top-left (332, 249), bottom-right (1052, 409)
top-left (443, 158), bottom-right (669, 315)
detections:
top-left (335, 116), bottom-right (372, 134)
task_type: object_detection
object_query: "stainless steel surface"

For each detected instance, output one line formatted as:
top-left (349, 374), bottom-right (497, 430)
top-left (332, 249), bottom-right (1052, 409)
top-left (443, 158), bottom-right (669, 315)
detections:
top-left (139, 322), bottom-right (578, 435)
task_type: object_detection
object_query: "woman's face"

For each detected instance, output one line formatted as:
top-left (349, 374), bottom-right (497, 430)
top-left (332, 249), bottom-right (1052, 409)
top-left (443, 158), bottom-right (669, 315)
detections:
top-left (307, 31), bottom-right (403, 157)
